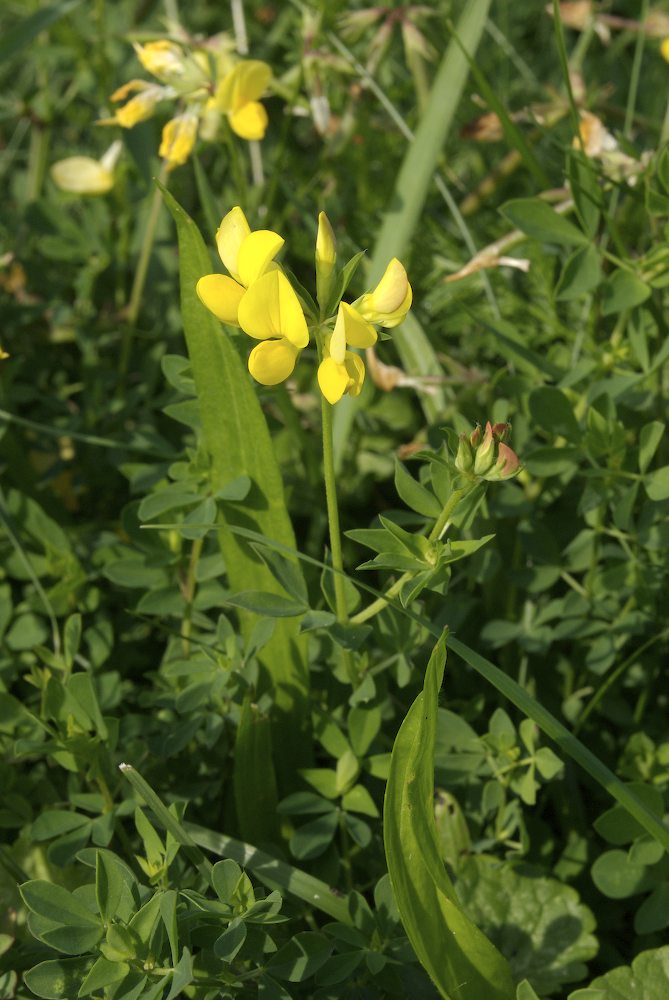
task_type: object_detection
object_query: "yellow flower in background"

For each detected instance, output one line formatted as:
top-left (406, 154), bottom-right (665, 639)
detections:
top-left (134, 40), bottom-right (186, 82)
top-left (357, 258), bottom-right (412, 327)
top-left (159, 113), bottom-right (198, 170)
top-left (238, 270), bottom-right (309, 384)
top-left (661, 37), bottom-right (669, 62)
top-left (0, 346), bottom-right (9, 361)
top-left (102, 80), bottom-right (172, 128)
top-left (197, 206), bottom-right (284, 325)
top-left (317, 304), bottom-right (373, 403)
top-left (215, 60), bottom-right (272, 139)
top-left (50, 140), bottom-right (123, 195)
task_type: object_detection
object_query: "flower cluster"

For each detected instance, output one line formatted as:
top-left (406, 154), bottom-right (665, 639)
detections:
top-left (196, 207), bottom-right (412, 403)
top-left (99, 37), bottom-right (272, 170)
top-left (455, 422), bottom-right (521, 482)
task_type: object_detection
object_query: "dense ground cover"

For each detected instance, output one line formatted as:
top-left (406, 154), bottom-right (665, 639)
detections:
top-left (1, 1), bottom-right (669, 997)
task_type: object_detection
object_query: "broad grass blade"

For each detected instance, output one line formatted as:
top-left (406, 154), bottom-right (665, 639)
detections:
top-left (384, 631), bottom-right (515, 1000)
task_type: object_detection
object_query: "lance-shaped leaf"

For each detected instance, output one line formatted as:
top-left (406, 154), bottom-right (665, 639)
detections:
top-left (384, 632), bottom-right (515, 1000)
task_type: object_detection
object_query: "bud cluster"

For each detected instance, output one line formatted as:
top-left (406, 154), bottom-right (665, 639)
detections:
top-left (454, 422), bottom-right (521, 482)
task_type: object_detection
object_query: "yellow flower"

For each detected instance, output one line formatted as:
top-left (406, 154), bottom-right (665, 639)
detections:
top-left (50, 140), bottom-right (123, 195)
top-left (215, 60), bottom-right (272, 140)
top-left (134, 40), bottom-right (186, 82)
top-left (357, 258), bottom-right (412, 327)
top-left (159, 112), bottom-right (198, 169)
top-left (317, 302), bottom-right (376, 404)
top-left (196, 206), bottom-right (284, 326)
top-left (101, 80), bottom-right (172, 128)
top-left (661, 37), bottom-right (669, 63)
top-left (0, 346), bottom-right (9, 361)
top-left (238, 270), bottom-right (309, 384)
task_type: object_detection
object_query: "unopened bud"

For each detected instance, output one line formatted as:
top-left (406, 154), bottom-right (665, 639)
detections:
top-left (473, 421), bottom-right (496, 475)
top-left (315, 211), bottom-right (336, 310)
top-left (485, 442), bottom-right (521, 482)
top-left (454, 433), bottom-right (474, 473)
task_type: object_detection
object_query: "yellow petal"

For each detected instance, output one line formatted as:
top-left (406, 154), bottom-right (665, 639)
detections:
top-left (661, 37), bottom-right (669, 63)
top-left (329, 308), bottom-right (347, 365)
top-left (134, 40), bottom-right (185, 80)
top-left (370, 258), bottom-right (409, 313)
top-left (159, 114), bottom-right (198, 169)
top-left (377, 284), bottom-right (413, 328)
top-left (217, 60), bottom-right (272, 112)
top-left (248, 339), bottom-right (299, 385)
top-left (318, 357), bottom-right (349, 405)
top-left (344, 351), bottom-right (365, 397)
top-left (238, 270), bottom-right (309, 348)
top-left (237, 229), bottom-right (284, 287)
top-left (339, 302), bottom-right (377, 348)
top-left (50, 157), bottom-right (114, 195)
top-left (229, 101), bottom-right (268, 140)
top-left (216, 207), bottom-right (251, 281)
top-left (196, 274), bottom-right (245, 325)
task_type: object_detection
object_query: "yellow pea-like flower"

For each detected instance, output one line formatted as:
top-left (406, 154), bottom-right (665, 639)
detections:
top-left (50, 140), bottom-right (123, 195)
top-left (196, 206), bottom-right (284, 326)
top-left (317, 302), bottom-right (375, 404)
top-left (100, 80), bottom-right (171, 129)
top-left (134, 40), bottom-right (186, 82)
top-left (215, 60), bottom-right (272, 140)
top-left (357, 258), bottom-right (412, 328)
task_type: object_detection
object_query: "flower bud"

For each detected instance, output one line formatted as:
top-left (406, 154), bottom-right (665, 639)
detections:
top-left (485, 442), bottom-right (521, 482)
top-left (315, 211), bottom-right (336, 310)
top-left (50, 141), bottom-right (122, 195)
top-left (159, 112), bottom-right (198, 169)
top-left (454, 433), bottom-right (474, 473)
top-left (473, 421), bottom-right (496, 475)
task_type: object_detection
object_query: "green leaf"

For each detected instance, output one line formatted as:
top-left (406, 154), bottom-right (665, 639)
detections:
top-left (348, 704), bottom-right (382, 757)
top-left (638, 422), bottom-right (665, 473)
top-left (601, 269), bottom-right (651, 316)
top-left (95, 850), bottom-right (126, 925)
top-left (234, 696), bottom-right (279, 843)
top-left (161, 186), bottom-right (309, 787)
top-left (224, 591), bottom-right (307, 618)
top-left (591, 849), bottom-right (653, 899)
top-left (568, 945), bottom-right (669, 999)
top-left (290, 813), bottom-right (339, 860)
top-left (78, 957), bottom-right (128, 997)
top-left (20, 880), bottom-right (101, 928)
top-left (266, 932), bottom-right (333, 982)
top-left (214, 917), bottom-right (247, 962)
top-left (594, 785), bottom-right (665, 845)
top-left (567, 149), bottom-right (603, 239)
top-left (32, 810), bottom-right (90, 840)
top-left (644, 465), bottom-right (669, 501)
top-left (556, 244), bottom-right (602, 300)
top-left (457, 856), bottom-right (598, 995)
top-left (501, 199), bottom-right (588, 247)
top-left (384, 632), bottom-right (515, 1000)
top-left (394, 460), bottom-right (442, 518)
top-left (23, 959), bottom-right (91, 999)
top-left (529, 387), bottom-right (581, 442)
top-left (165, 948), bottom-right (193, 1000)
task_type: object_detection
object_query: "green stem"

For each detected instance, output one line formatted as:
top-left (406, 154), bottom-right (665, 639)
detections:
top-left (321, 397), bottom-right (348, 623)
top-left (119, 161), bottom-right (171, 377)
top-left (350, 484), bottom-right (473, 626)
top-left (321, 394), bottom-right (356, 685)
top-left (181, 536), bottom-right (204, 655)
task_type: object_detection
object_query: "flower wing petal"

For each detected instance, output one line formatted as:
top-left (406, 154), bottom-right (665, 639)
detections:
top-left (340, 302), bottom-right (377, 348)
top-left (318, 357), bottom-right (349, 405)
top-left (196, 274), bottom-right (244, 325)
top-left (248, 339), bottom-right (299, 385)
top-left (237, 230), bottom-right (284, 287)
top-left (344, 351), bottom-right (366, 397)
top-left (51, 157), bottom-right (114, 195)
top-left (216, 207), bottom-right (251, 280)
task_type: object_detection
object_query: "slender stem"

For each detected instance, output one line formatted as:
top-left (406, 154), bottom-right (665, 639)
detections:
top-left (119, 161), bottom-right (171, 377)
top-left (321, 398), bottom-right (348, 625)
top-left (350, 484), bottom-right (474, 626)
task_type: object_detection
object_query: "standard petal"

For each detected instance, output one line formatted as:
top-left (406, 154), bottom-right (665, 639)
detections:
top-left (377, 283), bottom-right (413, 328)
top-left (218, 60), bottom-right (272, 110)
top-left (340, 302), bottom-right (377, 348)
top-left (318, 357), bottom-right (349, 405)
top-left (238, 270), bottom-right (309, 348)
top-left (344, 351), bottom-right (366, 397)
top-left (216, 207), bottom-right (251, 280)
top-left (196, 274), bottom-right (245, 325)
top-left (248, 339), bottom-right (299, 385)
top-left (237, 229), bottom-right (284, 287)
top-left (370, 258), bottom-right (409, 313)
top-left (229, 101), bottom-right (268, 140)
